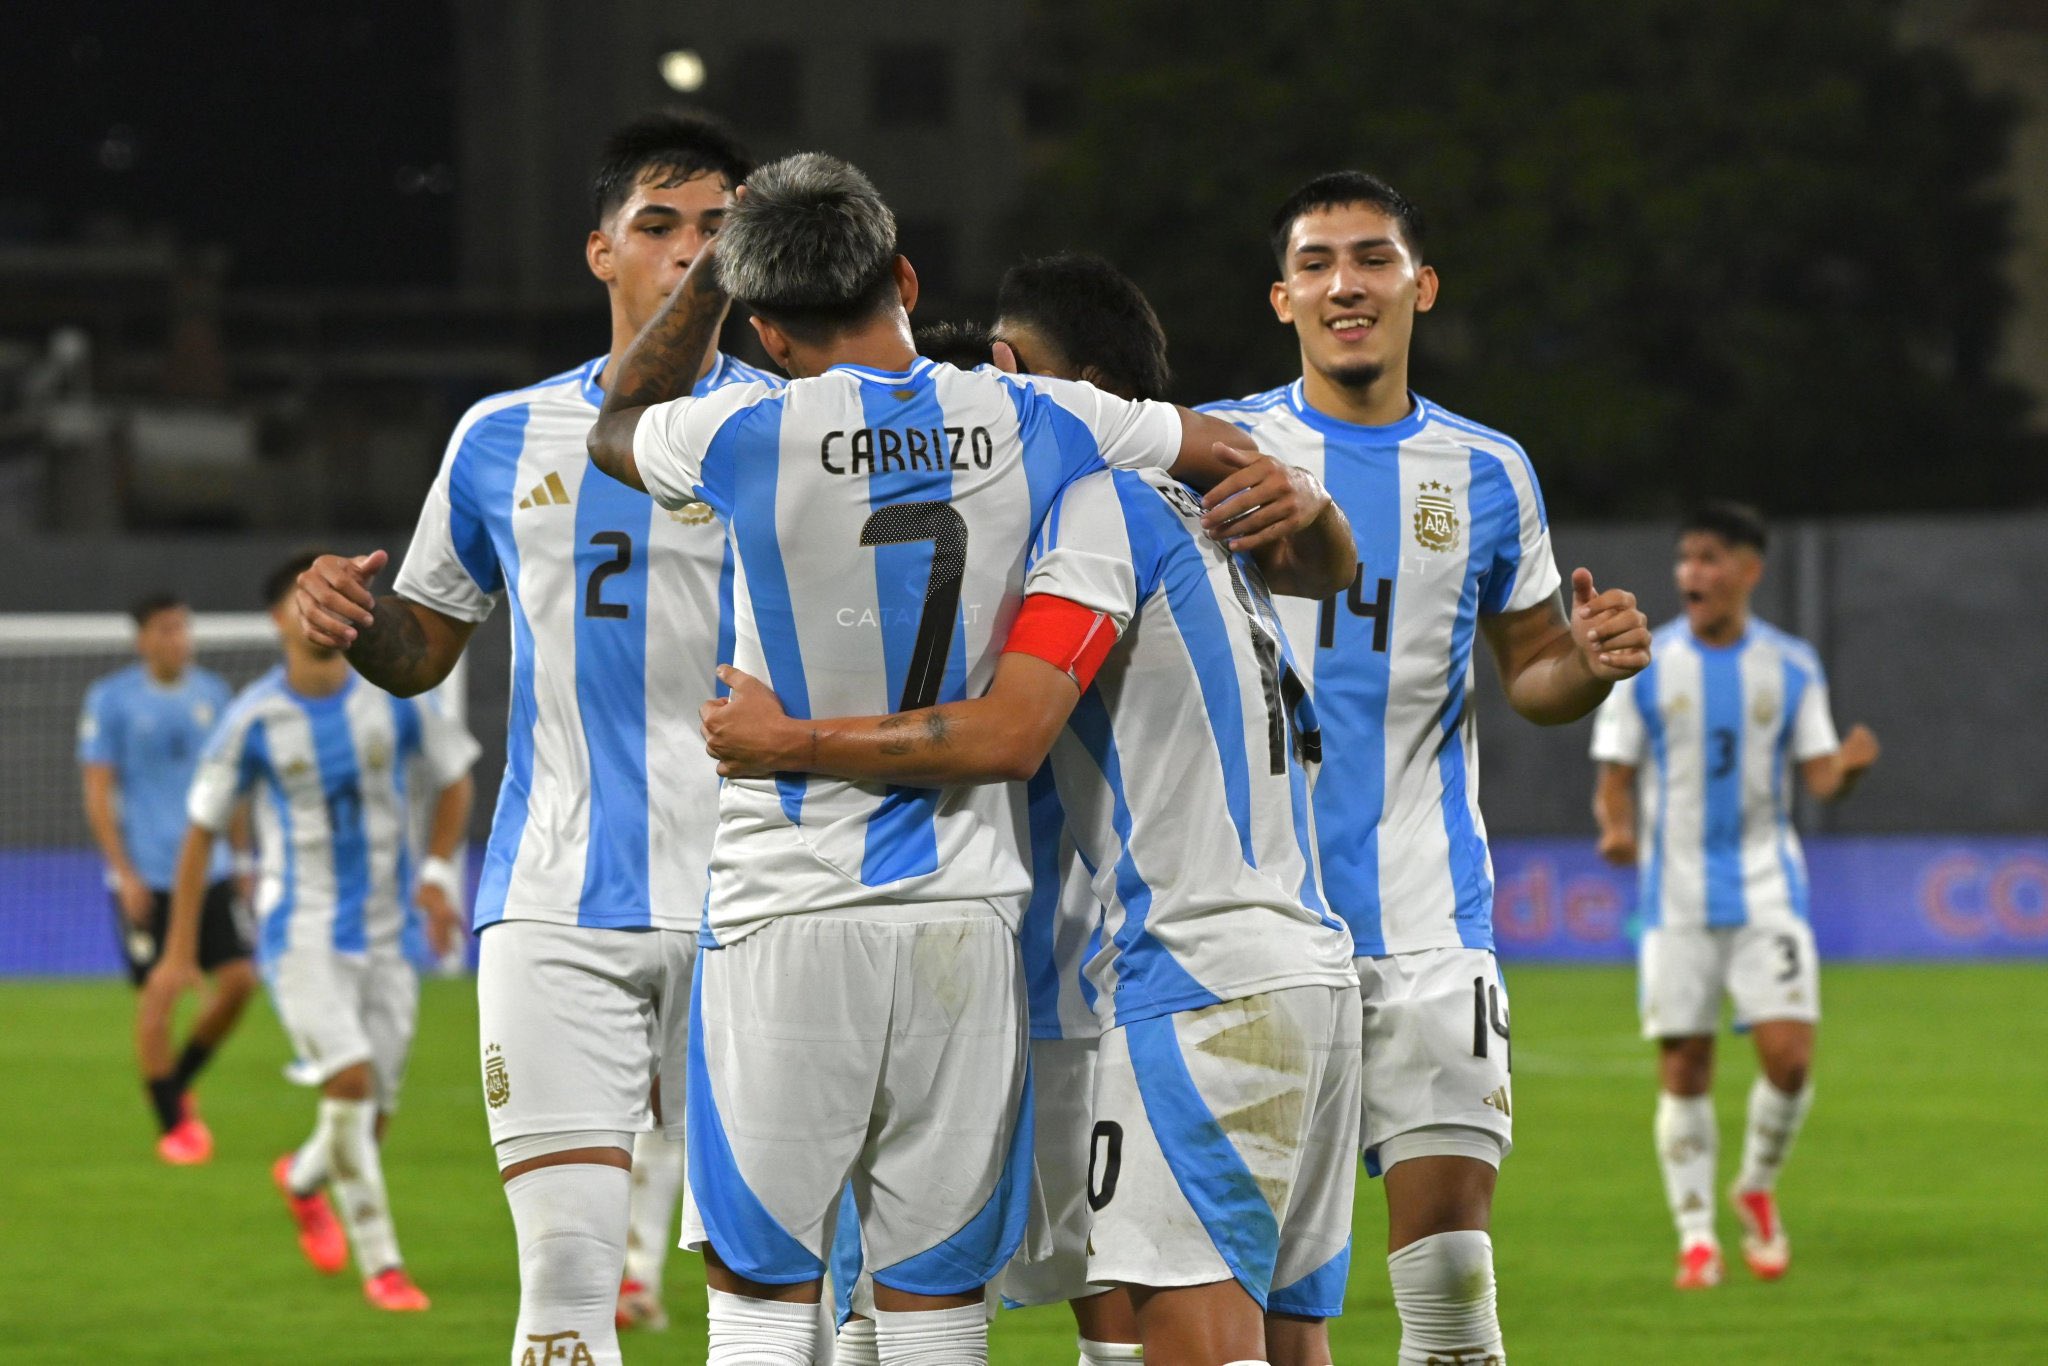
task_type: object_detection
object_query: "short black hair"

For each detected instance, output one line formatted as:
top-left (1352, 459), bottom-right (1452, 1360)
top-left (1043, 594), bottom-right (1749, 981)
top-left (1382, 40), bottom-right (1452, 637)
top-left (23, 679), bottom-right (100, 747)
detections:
top-left (129, 593), bottom-right (185, 628)
top-left (996, 252), bottom-right (1171, 402)
top-left (913, 319), bottom-right (993, 370)
top-left (717, 153), bottom-right (901, 345)
top-left (592, 110), bottom-right (754, 226)
top-left (1679, 501), bottom-right (1769, 554)
top-left (1269, 171), bottom-right (1426, 270)
top-left (262, 550), bottom-right (326, 608)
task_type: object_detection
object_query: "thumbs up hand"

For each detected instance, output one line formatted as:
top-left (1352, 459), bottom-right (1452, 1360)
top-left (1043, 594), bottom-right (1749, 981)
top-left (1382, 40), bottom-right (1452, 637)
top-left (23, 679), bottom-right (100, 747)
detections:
top-left (1571, 567), bottom-right (1651, 681)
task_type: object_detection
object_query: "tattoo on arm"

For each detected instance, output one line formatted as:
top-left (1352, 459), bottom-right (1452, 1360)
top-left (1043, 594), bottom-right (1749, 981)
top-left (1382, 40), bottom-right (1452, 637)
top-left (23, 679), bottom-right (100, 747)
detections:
top-left (347, 596), bottom-right (435, 692)
top-left (607, 285), bottom-right (726, 415)
top-left (877, 713), bottom-right (916, 757)
top-left (923, 711), bottom-right (952, 749)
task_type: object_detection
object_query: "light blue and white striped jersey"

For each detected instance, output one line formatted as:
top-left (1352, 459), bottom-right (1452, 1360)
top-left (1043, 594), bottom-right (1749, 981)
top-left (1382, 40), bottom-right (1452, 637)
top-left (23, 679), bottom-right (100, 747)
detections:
top-left (631, 358), bottom-right (1183, 944)
top-left (1022, 468), bottom-right (1356, 1029)
top-left (1019, 765), bottom-right (1103, 1040)
top-left (395, 352), bottom-right (781, 934)
top-left (187, 668), bottom-right (479, 964)
top-left (78, 664), bottom-right (233, 890)
top-left (1590, 618), bottom-right (1839, 930)
top-left (1197, 385), bottom-right (1561, 957)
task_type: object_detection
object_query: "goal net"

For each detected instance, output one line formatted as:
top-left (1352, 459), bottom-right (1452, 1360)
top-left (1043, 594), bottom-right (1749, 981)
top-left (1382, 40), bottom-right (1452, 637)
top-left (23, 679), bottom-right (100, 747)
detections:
top-left (0, 613), bottom-right (468, 977)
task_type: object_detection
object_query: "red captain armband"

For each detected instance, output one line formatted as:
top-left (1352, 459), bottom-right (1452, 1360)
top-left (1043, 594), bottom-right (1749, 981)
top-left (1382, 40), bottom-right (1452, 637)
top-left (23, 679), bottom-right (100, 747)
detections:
top-left (1003, 594), bottom-right (1120, 692)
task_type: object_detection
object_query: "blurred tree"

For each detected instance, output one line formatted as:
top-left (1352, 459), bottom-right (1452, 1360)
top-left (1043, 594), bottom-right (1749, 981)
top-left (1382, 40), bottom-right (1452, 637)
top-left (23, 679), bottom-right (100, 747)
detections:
top-left (1020, 0), bottom-right (2038, 515)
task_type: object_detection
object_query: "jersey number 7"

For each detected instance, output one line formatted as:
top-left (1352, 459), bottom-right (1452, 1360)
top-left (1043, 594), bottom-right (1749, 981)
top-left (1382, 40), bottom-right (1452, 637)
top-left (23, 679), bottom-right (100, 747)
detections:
top-left (861, 500), bottom-right (969, 712)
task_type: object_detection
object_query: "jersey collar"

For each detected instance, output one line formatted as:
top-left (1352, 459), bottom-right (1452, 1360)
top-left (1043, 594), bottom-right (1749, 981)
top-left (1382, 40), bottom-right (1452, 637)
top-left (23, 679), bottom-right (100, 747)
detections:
top-left (1284, 380), bottom-right (1432, 444)
top-left (583, 351), bottom-right (741, 406)
top-left (825, 355), bottom-right (936, 384)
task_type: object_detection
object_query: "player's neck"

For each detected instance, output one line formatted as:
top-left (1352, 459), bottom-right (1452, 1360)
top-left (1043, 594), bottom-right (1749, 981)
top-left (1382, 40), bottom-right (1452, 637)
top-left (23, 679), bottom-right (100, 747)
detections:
top-left (141, 660), bottom-right (185, 687)
top-left (283, 650), bottom-right (351, 698)
top-left (803, 318), bottom-right (918, 378)
top-left (1299, 358), bottom-right (1415, 428)
top-left (1691, 608), bottom-right (1749, 648)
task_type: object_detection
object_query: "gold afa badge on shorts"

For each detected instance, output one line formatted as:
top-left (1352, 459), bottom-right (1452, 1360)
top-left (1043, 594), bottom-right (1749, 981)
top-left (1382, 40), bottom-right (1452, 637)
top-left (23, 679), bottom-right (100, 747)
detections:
top-left (484, 1043), bottom-right (511, 1109)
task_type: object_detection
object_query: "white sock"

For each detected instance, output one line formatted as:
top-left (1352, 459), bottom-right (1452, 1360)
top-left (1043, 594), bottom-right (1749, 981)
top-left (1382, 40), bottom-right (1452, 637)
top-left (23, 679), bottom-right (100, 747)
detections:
top-left (836, 1315), bottom-right (879, 1366)
top-left (1737, 1077), bottom-right (1813, 1194)
top-left (1388, 1230), bottom-right (1504, 1365)
top-left (506, 1163), bottom-right (630, 1366)
top-left (707, 1288), bottom-right (819, 1366)
top-left (622, 1129), bottom-right (686, 1287)
top-left (873, 1304), bottom-right (988, 1365)
top-left (1655, 1091), bottom-right (1719, 1244)
top-left (286, 1104), bottom-right (334, 1194)
top-left (1079, 1339), bottom-right (1145, 1364)
top-left (325, 1097), bottom-right (401, 1277)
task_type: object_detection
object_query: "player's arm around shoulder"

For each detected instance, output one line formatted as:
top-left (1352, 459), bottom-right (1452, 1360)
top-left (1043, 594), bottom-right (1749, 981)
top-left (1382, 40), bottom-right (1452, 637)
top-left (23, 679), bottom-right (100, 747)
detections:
top-left (702, 652), bottom-right (1084, 788)
top-left (1482, 568), bottom-right (1653, 725)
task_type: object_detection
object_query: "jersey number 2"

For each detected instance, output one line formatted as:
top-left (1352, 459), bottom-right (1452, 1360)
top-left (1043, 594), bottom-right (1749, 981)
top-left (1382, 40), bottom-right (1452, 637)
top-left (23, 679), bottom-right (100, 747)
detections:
top-left (861, 501), bottom-right (968, 711)
top-left (584, 532), bottom-right (633, 620)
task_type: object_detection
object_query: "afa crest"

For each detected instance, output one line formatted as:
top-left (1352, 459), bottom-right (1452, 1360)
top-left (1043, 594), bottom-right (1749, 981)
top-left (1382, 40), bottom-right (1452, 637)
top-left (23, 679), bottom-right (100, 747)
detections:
top-left (1413, 481), bottom-right (1460, 552)
top-left (484, 1043), bottom-right (511, 1110)
top-left (1751, 695), bottom-right (1778, 727)
top-left (667, 500), bottom-right (716, 527)
top-left (363, 739), bottom-right (392, 773)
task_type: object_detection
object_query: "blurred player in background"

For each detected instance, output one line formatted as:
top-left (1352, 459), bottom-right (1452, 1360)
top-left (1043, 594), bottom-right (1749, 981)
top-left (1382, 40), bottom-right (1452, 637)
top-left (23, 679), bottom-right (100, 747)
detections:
top-left (587, 152), bottom-right (1329, 1366)
top-left (293, 112), bottom-right (778, 1363)
top-left (1201, 171), bottom-right (1652, 1365)
top-left (1589, 502), bottom-right (1879, 1289)
top-left (78, 592), bottom-right (252, 1164)
top-left (909, 318), bottom-right (994, 371)
top-left (146, 552), bottom-right (478, 1310)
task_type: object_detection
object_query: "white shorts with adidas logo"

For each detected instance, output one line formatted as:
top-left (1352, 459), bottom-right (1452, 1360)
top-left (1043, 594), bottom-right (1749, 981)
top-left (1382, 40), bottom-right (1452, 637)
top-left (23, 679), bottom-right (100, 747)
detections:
top-left (1356, 947), bottom-right (1515, 1177)
top-left (1638, 921), bottom-right (1821, 1040)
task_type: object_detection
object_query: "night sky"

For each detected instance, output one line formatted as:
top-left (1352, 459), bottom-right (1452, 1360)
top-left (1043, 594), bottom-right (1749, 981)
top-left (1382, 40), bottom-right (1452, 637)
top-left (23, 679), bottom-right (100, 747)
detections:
top-left (3, 2), bottom-right (457, 286)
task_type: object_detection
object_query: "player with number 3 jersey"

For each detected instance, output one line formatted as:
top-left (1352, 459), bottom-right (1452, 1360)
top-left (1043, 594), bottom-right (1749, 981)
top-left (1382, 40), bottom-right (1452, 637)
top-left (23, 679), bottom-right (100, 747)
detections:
top-left (1592, 502), bottom-right (1878, 1290)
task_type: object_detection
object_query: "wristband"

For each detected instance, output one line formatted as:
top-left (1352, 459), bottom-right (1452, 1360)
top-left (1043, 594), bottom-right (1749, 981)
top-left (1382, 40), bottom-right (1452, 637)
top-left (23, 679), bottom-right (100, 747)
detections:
top-left (418, 855), bottom-right (461, 896)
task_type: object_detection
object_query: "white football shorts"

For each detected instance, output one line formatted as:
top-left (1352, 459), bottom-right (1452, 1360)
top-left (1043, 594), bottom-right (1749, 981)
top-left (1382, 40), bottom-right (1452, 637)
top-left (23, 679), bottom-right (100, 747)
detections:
top-left (475, 920), bottom-right (697, 1149)
top-left (265, 942), bottom-right (418, 1113)
top-left (1638, 921), bottom-right (1821, 1040)
top-left (1001, 1035), bottom-right (1110, 1308)
top-left (1356, 947), bottom-right (1515, 1177)
top-left (1086, 985), bottom-right (1361, 1318)
top-left (682, 903), bottom-right (1031, 1296)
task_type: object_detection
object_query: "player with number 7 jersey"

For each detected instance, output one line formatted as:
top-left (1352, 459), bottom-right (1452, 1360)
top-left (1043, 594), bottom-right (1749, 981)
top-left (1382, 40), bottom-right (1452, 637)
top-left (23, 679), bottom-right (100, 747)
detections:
top-left (586, 155), bottom-right (1343, 1359)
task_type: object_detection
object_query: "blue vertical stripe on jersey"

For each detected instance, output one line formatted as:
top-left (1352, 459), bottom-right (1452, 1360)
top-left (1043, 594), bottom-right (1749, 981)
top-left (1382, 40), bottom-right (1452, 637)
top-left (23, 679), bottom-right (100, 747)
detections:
top-left (573, 466), bottom-right (655, 927)
top-left (1313, 437), bottom-right (1397, 954)
top-left (1115, 476), bottom-right (1259, 865)
top-left (1701, 646), bottom-right (1747, 926)
top-left (1438, 454), bottom-right (1514, 951)
top-left (447, 409), bottom-right (518, 595)
top-left (1004, 380), bottom-right (1105, 536)
top-left (724, 398), bottom-right (811, 826)
top-left (1021, 766), bottom-right (1068, 1038)
top-left (877, 1066), bottom-right (1034, 1294)
top-left (387, 695), bottom-right (425, 960)
top-left (1251, 578), bottom-right (1333, 923)
top-left (1126, 1014), bottom-right (1282, 1307)
top-left (684, 954), bottom-right (824, 1284)
top-left (829, 1186), bottom-right (861, 1327)
top-left (1635, 658), bottom-right (1667, 930)
top-left (304, 686), bottom-right (371, 953)
top-left (858, 372), bottom-right (957, 885)
top-left (248, 721), bottom-right (297, 962)
top-left (1071, 841), bottom-right (1104, 1017)
top-left (1067, 690), bottom-right (1220, 1017)
top-left (1777, 657), bottom-right (1812, 919)
top-left (469, 405), bottom-right (534, 929)
top-left (714, 535), bottom-right (737, 698)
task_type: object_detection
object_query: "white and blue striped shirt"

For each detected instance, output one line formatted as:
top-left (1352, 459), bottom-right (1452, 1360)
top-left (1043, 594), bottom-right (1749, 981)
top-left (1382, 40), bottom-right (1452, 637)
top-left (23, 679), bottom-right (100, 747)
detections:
top-left (1023, 468), bottom-right (1356, 1029)
top-left (630, 358), bottom-right (1183, 944)
top-left (1591, 619), bottom-right (1839, 930)
top-left (1019, 767), bottom-right (1104, 1041)
top-left (394, 352), bottom-right (781, 934)
top-left (187, 669), bottom-right (479, 963)
top-left (1197, 385), bottom-right (1561, 958)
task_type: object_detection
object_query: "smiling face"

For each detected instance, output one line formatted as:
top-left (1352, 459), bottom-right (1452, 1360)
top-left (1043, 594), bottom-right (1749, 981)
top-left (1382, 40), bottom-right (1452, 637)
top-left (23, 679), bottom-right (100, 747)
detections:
top-left (1675, 531), bottom-right (1764, 639)
top-left (587, 169), bottom-right (733, 336)
top-left (1271, 202), bottom-right (1436, 396)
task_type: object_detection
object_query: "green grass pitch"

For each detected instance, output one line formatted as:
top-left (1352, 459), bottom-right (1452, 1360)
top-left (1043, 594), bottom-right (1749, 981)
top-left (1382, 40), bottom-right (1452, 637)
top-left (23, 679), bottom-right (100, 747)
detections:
top-left (2, 964), bottom-right (2041, 1362)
